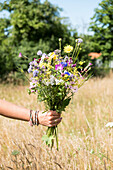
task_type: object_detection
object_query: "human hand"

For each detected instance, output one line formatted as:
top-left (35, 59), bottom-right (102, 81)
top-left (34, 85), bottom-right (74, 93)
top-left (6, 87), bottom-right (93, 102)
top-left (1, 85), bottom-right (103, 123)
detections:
top-left (38, 110), bottom-right (62, 127)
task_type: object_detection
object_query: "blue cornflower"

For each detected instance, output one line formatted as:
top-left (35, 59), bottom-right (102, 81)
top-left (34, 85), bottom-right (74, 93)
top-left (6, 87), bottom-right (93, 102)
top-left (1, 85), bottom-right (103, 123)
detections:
top-left (64, 71), bottom-right (70, 76)
top-left (61, 62), bottom-right (67, 67)
top-left (33, 70), bottom-right (39, 77)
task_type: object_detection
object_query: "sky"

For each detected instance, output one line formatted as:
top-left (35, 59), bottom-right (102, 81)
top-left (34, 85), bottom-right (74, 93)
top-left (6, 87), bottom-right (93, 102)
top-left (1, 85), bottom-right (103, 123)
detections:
top-left (44, 0), bottom-right (102, 35)
top-left (0, 0), bottom-right (102, 35)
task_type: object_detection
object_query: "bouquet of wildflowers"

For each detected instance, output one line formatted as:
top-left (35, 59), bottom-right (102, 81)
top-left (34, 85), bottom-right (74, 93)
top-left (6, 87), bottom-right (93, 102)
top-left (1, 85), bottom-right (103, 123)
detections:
top-left (25, 38), bottom-right (92, 150)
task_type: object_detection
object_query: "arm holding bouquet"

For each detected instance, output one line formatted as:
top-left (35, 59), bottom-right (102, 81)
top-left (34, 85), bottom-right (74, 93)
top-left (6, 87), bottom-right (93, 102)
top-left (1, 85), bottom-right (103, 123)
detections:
top-left (0, 99), bottom-right (62, 127)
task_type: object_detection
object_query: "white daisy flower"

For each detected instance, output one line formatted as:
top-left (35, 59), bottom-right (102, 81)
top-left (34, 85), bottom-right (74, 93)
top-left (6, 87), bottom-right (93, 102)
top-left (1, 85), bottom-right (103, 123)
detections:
top-left (105, 122), bottom-right (113, 128)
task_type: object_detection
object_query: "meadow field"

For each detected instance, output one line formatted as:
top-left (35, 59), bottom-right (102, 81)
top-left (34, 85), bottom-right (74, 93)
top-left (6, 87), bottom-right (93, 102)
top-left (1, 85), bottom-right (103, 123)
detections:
top-left (0, 74), bottom-right (113, 170)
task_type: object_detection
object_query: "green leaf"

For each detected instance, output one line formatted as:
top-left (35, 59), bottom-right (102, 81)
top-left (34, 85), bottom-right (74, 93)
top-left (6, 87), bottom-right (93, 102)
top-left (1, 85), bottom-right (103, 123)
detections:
top-left (42, 134), bottom-right (54, 147)
top-left (42, 135), bottom-right (49, 142)
top-left (27, 89), bottom-right (31, 95)
top-left (12, 150), bottom-right (20, 156)
top-left (58, 97), bottom-right (71, 112)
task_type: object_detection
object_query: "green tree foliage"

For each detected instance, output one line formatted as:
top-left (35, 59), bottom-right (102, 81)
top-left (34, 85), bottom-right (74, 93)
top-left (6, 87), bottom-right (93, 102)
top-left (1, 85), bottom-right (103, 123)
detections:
top-left (0, 0), bottom-right (76, 79)
top-left (89, 0), bottom-right (113, 63)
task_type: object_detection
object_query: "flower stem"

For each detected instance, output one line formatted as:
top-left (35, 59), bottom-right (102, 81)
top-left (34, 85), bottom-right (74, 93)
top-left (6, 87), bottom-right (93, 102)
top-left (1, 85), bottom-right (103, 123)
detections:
top-left (72, 43), bottom-right (77, 60)
top-left (73, 44), bottom-right (81, 63)
top-left (55, 126), bottom-right (58, 151)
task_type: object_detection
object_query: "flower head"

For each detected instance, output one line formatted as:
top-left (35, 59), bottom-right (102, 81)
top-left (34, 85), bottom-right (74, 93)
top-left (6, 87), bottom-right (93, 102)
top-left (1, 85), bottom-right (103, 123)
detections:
top-left (37, 50), bottom-right (42, 56)
top-left (33, 70), bottom-right (39, 77)
top-left (76, 38), bottom-right (83, 44)
top-left (61, 62), bottom-right (67, 68)
top-left (72, 86), bottom-right (78, 93)
top-left (28, 65), bottom-right (33, 73)
top-left (88, 63), bottom-right (92, 66)
top-left (72, 64), bottom-right (76, 67)
top-left (54, 49), bottom-right (61, 55)
top-left (105, 122), bottom-right (113, 128)
top-left (18, 53), bottom-right (22, 57)
top-left (79, 61), bottom-right (84, 65)
top-left (64, 71), bottom-right (70, 76)
top-left (55, 64), bottom-right (63, 70)
top-left (64, 45), bottom-right (73, 53)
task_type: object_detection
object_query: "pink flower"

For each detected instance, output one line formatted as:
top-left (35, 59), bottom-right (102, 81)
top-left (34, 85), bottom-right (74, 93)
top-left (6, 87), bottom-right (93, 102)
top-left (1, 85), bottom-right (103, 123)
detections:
top-left (73, 86), bottom-right (78, 93)
top-left (18, 53), bottom-right (22, 57)
top-left (55, 64), bottom-right (63, 70)
top-left (88, 63), bottom-right (92, 66)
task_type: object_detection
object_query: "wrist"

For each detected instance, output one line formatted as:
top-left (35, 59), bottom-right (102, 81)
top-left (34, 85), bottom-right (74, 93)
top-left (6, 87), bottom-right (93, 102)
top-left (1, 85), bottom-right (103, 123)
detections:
top-left (29, 110), bottom-right (39, 126)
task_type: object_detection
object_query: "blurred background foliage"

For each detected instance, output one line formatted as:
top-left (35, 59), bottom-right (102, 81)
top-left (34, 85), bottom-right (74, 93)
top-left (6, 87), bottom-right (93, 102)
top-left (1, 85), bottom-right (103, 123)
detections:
top-left (0, 0), bottom-right (113, 82)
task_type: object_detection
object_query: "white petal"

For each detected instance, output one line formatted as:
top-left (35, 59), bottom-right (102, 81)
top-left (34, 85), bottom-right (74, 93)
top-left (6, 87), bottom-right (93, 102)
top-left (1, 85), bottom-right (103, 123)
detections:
top-left (105, 122), bottom-right (113, 127)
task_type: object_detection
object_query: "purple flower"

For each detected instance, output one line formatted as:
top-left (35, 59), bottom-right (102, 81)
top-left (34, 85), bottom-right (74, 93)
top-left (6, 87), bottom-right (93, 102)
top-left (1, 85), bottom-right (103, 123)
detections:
top-left (37, 50), bottom-right (42, 56)
top-left (28, 65), bottom-right (33, 73)
top-left (29, 61), bottom-right (34, 66)
top-left (33, 70), bottom-right (39, 77)
top-left (39, 77), bottom-right (42, 81)
top-left (76, 38), bottom-right (83, 44)
top-left (72, 64), bottom-right (76, 67)
top-left (73, 86), bottom-right (78, 93)
top-left (69, 85), bottom-right (72, 89)
top-left (70, 74), bottom-right (74, 77)
top-left (42, 53), bottom-right (46, 57)
top-left (18, 53), bottom-right (22, 57)
top-left (55, 64), bottom-right (63, 70)
top-left (54, 49), bottom-right (61, 55)
top-left (68, 58), bottom-right (73, 64)
top-left (42, 66), bottom-right (45, 69)
top-left (70, 81), bottom-right (75, 85)
top-left (78, 38), bottom-right (83, 43)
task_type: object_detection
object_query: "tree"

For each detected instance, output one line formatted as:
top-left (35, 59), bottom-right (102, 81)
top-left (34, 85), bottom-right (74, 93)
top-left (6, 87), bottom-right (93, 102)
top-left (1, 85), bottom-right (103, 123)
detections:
top-left (0, 0), bottom-right (77, 79)
top-left (89, 0), bottom-right (113, 63)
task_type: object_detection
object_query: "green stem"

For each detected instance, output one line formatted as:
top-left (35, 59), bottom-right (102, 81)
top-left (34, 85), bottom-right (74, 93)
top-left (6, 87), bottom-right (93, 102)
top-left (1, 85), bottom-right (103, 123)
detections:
top-left (72, 43), bottom-right (77, 60)
top-left (73, 44), bottom-right (81, 63)
top-left (59, 39), bottom-right (62, 51)
top-left (17, 66), bottom-right (30, 82)
top-left (55, 126), bottom-right (58, 151)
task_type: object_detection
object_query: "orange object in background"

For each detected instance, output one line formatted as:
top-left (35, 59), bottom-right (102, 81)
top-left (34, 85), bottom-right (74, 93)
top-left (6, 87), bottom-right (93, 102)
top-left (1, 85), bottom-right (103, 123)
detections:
top-left (88, 52), bottom-right (102, 59)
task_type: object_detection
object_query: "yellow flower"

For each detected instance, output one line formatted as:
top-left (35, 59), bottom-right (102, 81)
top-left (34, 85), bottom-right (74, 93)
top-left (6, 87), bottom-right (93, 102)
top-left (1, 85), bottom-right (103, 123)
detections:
top-left (47, 63), bottom-right (53, 69)
top-left (79, 61), bottom-right (84, 65)
top-left (64, 74), bottom-right (68, 78)
top-left (50, 52), bottom-right (55, 57)
top-left (39, 62), bottom-right (46, 68)
top-left (53, 55), bottom-right (57, 60)
top-left (64, 45), bottom-right (73, 53)
top-left (49, 52), bottom-right (57, 60)
top-left (46, 71), bottom-right (51, 75)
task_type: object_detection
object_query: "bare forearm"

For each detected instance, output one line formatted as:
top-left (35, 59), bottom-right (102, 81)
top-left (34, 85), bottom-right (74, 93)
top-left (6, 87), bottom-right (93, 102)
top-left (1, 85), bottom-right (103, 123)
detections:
top-left (0, 99), bottom-right (30, 121)
top-left (0, 99), bottom-right (62, 127)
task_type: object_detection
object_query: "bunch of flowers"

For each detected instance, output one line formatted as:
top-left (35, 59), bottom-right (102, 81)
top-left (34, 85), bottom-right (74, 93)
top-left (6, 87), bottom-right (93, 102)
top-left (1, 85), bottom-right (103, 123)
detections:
top-left (23, 38), bottom-right (92, 149)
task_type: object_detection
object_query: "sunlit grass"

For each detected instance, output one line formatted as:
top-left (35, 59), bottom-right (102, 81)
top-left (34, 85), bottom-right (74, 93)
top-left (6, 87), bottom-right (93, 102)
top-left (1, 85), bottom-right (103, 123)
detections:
top-left (0, 74), bottom-right (113, 169)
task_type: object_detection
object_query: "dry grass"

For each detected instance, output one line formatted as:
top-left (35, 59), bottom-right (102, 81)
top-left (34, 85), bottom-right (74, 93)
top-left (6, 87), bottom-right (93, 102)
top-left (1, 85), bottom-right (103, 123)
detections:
top-left (0, 74), bottom-right (113, 170)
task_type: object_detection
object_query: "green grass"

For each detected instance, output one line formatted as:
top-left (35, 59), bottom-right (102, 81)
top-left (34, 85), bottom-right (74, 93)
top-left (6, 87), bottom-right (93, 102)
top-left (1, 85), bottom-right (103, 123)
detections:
top-left (0, 74), bottom-right (113, 169)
